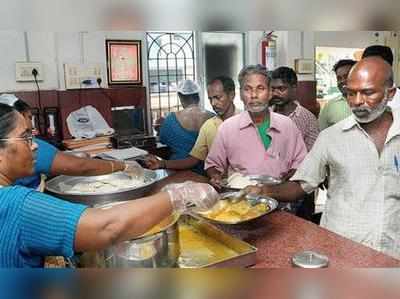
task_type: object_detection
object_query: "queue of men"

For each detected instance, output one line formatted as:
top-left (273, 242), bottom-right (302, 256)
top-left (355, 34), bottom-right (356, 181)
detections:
top-left (152, 44), bottom-right (400, 259)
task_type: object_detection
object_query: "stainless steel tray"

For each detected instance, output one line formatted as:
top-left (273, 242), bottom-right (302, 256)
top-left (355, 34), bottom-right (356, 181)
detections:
top-left (45, 169), bottom-right (164, 206)
top-left (178, 214), bottom-right (257, 268)
top-left (192, 192), bottom-right (278, 225)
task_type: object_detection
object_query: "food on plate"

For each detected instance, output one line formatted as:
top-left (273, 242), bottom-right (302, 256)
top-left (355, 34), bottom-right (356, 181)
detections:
top-left (226, 172), bottom-right (257, 189)
top-left (198, 198), bottom-right (269, 223)
top-left (67, 176), bottom-right (145, 194)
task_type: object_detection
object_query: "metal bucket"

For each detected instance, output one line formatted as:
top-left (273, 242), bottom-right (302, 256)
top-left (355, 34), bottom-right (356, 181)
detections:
top-left (78, 202), bottom-right (180, 268)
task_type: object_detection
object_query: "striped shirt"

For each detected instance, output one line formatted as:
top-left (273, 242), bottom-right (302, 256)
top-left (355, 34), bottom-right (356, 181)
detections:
top-left (291, 109), bottom-right (400, 259)
top-left (287, 103), bottom-right (320, 152)
top-left (0, 186), bottom-right (87, 267)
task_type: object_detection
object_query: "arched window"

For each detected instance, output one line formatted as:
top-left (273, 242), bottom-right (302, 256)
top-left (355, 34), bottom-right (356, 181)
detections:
top-left (146, 32), bottom-right (195, 129)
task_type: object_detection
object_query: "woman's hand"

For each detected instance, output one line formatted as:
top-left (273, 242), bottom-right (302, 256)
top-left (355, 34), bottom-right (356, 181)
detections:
top-left (123, 160), bottom-right (144, 179)
top-left (162, 181), bottom-right (220, 212)
top-left (144, 155), bottom-right (164, 170)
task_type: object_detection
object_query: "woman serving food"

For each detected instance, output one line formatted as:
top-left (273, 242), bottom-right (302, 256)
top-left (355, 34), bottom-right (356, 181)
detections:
top-left (0, 103), bottom-right (219, 267)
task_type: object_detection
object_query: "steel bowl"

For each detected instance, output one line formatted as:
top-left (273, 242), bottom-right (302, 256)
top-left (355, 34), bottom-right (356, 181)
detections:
top-left (193, 191), bottom-right (278, 225)
top-left (45, 169), bottom-right (165, 206)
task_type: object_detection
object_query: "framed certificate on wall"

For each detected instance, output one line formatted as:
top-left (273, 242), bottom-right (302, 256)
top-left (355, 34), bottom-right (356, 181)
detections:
top-left (106, 40), bottom-right (142, 85)
top-left (294, 58), bottom-right (314, 74)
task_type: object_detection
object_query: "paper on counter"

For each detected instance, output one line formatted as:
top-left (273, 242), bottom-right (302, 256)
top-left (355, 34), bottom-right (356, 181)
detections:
top-left (97, 147), bottom-right (148, 160)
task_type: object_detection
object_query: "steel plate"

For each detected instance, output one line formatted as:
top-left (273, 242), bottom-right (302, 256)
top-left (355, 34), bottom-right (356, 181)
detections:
top-left (45, 169), bottom-right (165, 206)
top-left (193, 192), bottom-right (279, 225)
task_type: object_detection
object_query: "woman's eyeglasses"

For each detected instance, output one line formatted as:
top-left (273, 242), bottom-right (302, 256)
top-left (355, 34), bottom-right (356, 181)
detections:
top-left (0, 135), bottom-right (33, 146)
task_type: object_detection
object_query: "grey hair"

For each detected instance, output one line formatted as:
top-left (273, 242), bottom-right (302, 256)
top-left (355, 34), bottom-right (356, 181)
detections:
top-left (238, 64), bottom-right (270, 89)
top-left (385, 68), bottom-right (394, 88)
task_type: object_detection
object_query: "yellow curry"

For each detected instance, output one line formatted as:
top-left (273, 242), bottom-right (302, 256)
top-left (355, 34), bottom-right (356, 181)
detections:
top-left (198, 199), bottom-right (269, 223)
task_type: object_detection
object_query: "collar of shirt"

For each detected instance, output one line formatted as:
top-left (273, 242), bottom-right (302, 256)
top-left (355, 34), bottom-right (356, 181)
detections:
top-left (288, 101), bottom-right (300, 119)
top-left (341, 107), bottom-right (400, 140)
top-left (238, 109), bottom-right (282, 132)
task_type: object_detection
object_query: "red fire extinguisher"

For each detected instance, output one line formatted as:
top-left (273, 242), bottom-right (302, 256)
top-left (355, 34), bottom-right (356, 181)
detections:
top-left (261, 31), bottom-right (277, 70)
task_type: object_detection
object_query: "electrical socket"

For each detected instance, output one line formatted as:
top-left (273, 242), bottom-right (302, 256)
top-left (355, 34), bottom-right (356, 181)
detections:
top-left (15, 62), bottom-right (44, 82)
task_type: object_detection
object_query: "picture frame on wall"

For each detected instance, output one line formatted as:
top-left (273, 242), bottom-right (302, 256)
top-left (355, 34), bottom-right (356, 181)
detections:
top-left (294, 58), bottom-right (314, 74)
top-left (106, 40), bottom-right (142, 85)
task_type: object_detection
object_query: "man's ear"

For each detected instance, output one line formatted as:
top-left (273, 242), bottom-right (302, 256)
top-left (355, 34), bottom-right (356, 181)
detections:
top-left (387, 86), bottom-right (397, 100)
top-left (228, 91), bottom-right (235, 100)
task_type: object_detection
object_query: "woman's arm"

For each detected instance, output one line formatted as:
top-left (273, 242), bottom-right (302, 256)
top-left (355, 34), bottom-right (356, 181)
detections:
top-left (50, 152), bottom-right (125, 176)
top-left (74, 192), bottom-right (173, 252)
top-left (74, 182), bottom-right (219, 252)
top-left (146, 155), bottom-right (200, 170)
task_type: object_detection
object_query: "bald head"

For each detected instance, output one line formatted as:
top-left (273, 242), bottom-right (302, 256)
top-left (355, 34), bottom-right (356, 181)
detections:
top-left (348, 56), bottom-right (394, 89)
top-left (345, 56), bottom-right (396, 124)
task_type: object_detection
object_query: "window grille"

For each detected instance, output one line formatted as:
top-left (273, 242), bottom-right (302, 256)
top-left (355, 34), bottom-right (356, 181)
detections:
top-left (146, 32), bottom-right (195, 130)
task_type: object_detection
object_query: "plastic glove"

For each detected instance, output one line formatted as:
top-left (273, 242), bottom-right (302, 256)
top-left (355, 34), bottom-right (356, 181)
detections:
top-left (162, 181), bottom-right (220, 212)
top-left (123, 160), bottom-right (144, 180)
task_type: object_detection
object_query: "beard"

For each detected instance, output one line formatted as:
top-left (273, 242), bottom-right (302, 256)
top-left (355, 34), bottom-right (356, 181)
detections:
top-left (351, 97), bottom-right (389, 123)
top-left (246, 102), bottom-right (269, 113)
top-left (213, 102), bottom-right (232, 117)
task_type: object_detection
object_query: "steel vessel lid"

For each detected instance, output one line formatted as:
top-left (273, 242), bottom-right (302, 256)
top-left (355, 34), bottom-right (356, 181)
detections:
top-left (291, 250), bottom-right (329, 268)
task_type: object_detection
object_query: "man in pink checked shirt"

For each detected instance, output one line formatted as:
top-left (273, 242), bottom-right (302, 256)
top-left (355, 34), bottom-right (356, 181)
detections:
top-left (205, 65), bottom-right (307, 212)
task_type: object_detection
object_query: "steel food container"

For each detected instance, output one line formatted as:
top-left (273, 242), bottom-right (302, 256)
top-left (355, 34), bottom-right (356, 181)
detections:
top-left (45, 169), bottom-right (165, 206)
top-left (78, 201), bottom-right (180, 268)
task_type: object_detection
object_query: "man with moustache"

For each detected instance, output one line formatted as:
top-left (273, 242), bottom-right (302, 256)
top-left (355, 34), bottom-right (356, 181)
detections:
top-left (270, 66), bottom-right (319, 151)
top-left (205, 65), bottom-right (307, 199)
top-left (318, 59), bottom-right (357, 130)
top-left (146, 76), bottom-right (238, 171)
top-left (243, 57), bottom-right (400, 258)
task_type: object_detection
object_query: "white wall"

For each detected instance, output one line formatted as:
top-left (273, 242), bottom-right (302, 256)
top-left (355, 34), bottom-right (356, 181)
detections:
top-left (0, 30), bottom-right (148, 92)
top-left (245, 31), bottom-right (264, 65)
top-left (314, 31), bottom-right (385, 48)
top-left (0, 30), bottom-right (396, 92)
top-left (246, 31), bottom-right (315, 81)
top-left (246, 31), bottom-right (394, 82)
top-left (0, 31), bottom-right (60, 91)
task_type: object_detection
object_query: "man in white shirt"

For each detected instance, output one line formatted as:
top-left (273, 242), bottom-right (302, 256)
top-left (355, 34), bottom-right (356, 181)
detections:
top-left (243, 57), bottom-right (400, 259)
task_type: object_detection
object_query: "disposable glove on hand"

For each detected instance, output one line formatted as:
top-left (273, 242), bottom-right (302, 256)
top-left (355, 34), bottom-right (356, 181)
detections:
top-left (123, 160), bottom-right (144, 180)
top-left (162, 181), bottom-right (220, 212)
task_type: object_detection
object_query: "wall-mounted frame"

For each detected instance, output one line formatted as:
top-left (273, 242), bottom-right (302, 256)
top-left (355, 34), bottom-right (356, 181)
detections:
top-left (106, 40), bottom-right (142, 85)
top-left (294, 58), bottom-right (314, 74)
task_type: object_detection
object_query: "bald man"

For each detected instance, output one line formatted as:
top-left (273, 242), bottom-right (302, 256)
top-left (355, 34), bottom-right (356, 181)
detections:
top-left (242, 57), bottom-right (400, 259)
